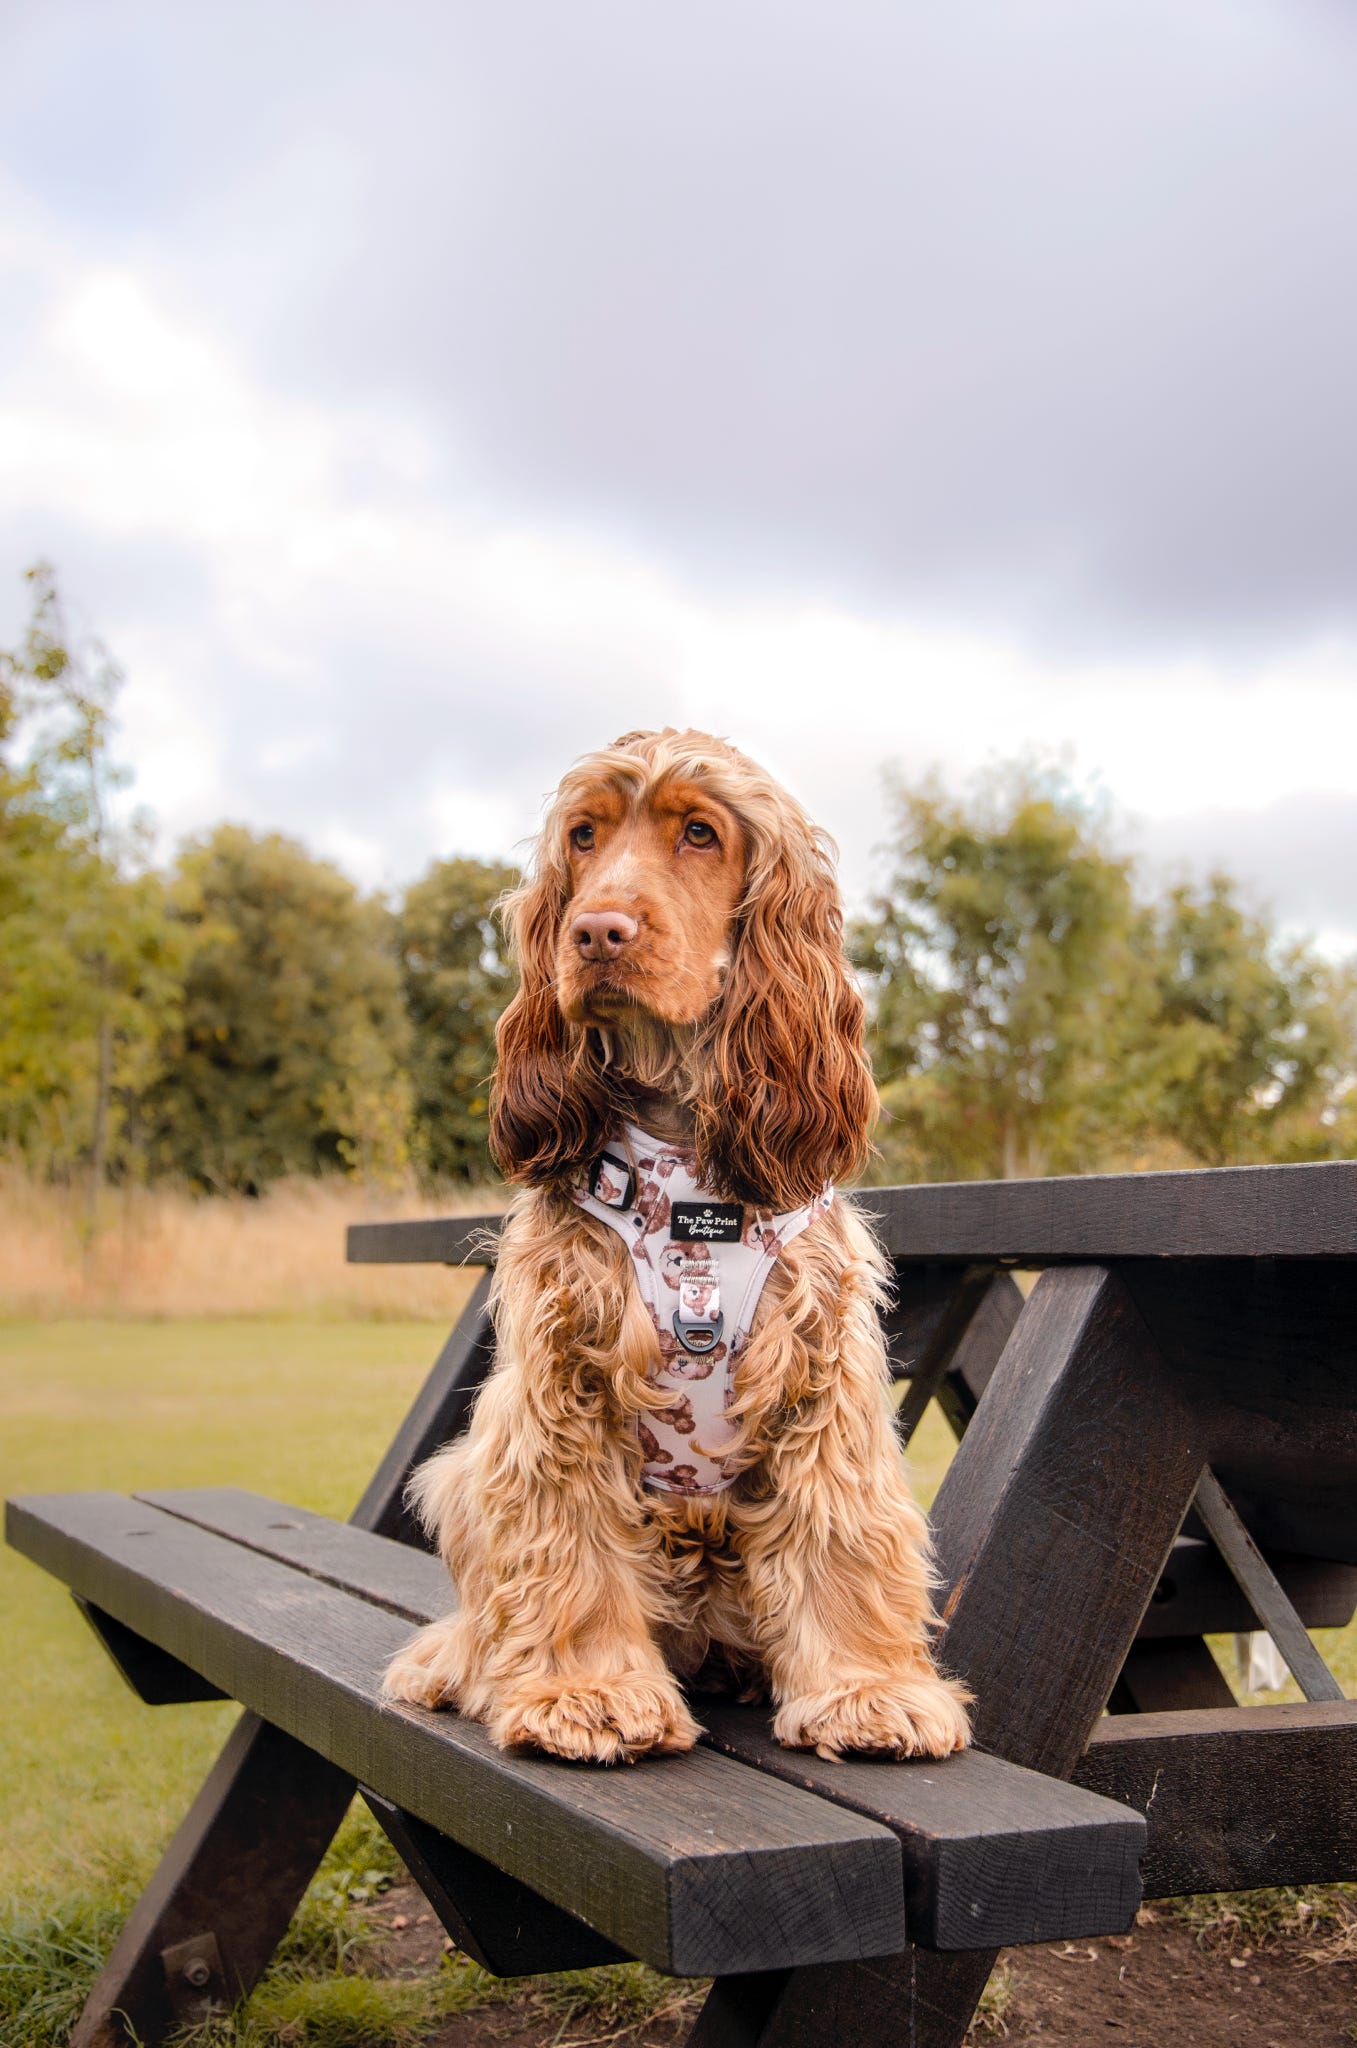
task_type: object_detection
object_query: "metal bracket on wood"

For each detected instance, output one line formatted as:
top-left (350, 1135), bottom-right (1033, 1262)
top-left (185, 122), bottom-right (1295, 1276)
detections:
top-left (1192, 1467), bottom-right (1345, 1704)
top-left (160, 1931), bottom-right (226, 2025)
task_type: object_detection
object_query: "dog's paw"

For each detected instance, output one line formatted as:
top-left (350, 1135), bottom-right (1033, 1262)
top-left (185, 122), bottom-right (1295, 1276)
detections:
top-left (381, 1620), bottom-right (468, 1710)
top-left (773, 1670), bottom-right (972, 1761)
top-left (494, 1675), bottom-right (702, 1764)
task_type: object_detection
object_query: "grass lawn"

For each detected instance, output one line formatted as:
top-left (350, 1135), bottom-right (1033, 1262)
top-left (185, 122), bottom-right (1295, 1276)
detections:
top-left (1, 1313), bottom-right (477, 1895)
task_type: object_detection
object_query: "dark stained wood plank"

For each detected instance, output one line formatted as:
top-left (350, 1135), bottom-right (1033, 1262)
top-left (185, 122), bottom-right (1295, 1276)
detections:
top-left (1191, 1468), bottom-right (1345, 1702)
top-left (350, 1160), bottom-right (1357, 1271)
top-left (7, 1492), bottom-right (905, 1977)
top-left (122, 1486), bottom-right (1143, 1953)
top-left (1135, 1536), bottom-right (1357, 1640)
top-left (701, 1704), bottom-right (1142, 1950)
top-left (1118, 1260), bottom-right (1357, 1564)
top-left (70, 1711), bottom-right (352, 2048)
top-left (74, 1596), bottom-right (227, 1704)
top-left (350, 1271), bottom-right (497, 1546)
top-left (137, 1488), bottom-right (450, 1621)
top-left (1074, 1701), bottom-right (1357, 1895)
top-left (363, 1790), bottom-right (628, 1975)
top-left (1107, 1638), bottom-right (1236, 1714)
top-left (931, 1272), bottom-right (1024, 1442)
top-left (880, 1266), bottom-right (976, 1380)
top-left (928, 1267), bottom-right (1205, 1776)
top-left (886, 1267), bottom-right (996, 1446)
top-left (864, 1159), bottom-right (1357, 1260)
top-left (347, 1216), bottom-right (501, 1267)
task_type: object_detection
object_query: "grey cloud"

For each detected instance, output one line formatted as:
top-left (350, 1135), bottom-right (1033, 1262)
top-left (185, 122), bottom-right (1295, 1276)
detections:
top-left (8, 3), bottom-right (1357, 655)
top-left (7, 2), bottom-right (1357, 655)
top-left (1138, 792), bottom-right (1357, 950)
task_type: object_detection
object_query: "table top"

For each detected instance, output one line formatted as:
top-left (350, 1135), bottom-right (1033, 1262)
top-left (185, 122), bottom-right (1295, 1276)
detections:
top-left (347, 1158), bottom-right (1357, 1267)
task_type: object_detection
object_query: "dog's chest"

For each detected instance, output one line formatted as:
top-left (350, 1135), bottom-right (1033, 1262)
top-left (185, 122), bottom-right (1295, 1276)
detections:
top-left (573, 1124), bottom-right (832, 1497)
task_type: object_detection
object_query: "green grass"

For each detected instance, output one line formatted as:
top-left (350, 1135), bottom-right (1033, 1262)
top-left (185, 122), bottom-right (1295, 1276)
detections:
top-left (1, 1319), bottom-right (447, 1892)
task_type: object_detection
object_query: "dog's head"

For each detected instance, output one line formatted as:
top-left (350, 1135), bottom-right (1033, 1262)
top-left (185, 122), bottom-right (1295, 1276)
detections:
top-left (490, 728), bottom-right (876, 1209)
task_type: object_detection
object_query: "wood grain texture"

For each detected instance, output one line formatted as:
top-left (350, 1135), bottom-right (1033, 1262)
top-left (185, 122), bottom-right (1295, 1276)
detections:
top-left (137, 1487), bottom-right (450, 1621)
top-left (1192, 1468), bottom-right (1345, 1703)
top-left (722, 1263), bottom-right (1207, 2048)
top-left (1134, 1536), bottom-right (1357, 1640)
top-left (1119, 1261), bottom-right (1357, 1564)
top-left (107, 1487), bottom-right (1145, 1954)
top-left (6, 1492), bottom-right (904, 1977)
top-left (885, 1267), bottom-right (997, 1446)
top-left (931, 1272), bottom-right (1025, 1442)
top-left (68, 1711), bottom-right (352, 2048)
top-left (1107, 1638), bottom-right (1236, 1714)
top-left (74, 1596), bottom-right (227, 1704)
top-left (1075, 1702), bottom-right (1357, 1894)
top-left (701, 1704), bottom-right (1142, 1950)
top-left (347, 1216), bottom-right (499, 1267)
top-left (363, 1790), bottom-right (627, 1975)
top-left (929, 1267), bottom-right (1204, 1776)
top-left (349, 1159), bottom-right (1357, 1270)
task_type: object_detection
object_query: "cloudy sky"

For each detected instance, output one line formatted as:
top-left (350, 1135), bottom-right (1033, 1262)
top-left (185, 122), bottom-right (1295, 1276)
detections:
top-left (3, 1), bottom-right (1357, 945)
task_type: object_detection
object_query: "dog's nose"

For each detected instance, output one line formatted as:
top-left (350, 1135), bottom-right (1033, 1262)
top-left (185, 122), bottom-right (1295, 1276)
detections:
top-left (572, 910), bottom-right (638, 961)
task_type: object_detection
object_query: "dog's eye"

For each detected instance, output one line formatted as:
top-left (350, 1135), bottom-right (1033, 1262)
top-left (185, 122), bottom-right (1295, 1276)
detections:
top-left (683, 820), bottom-right (716, 847)
top-left (570, 823), bottom-right (595, 851)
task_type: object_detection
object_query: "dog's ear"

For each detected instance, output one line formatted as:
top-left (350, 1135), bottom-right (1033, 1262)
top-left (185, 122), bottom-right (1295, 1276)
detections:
top-left (690, 827), bottom-right (877, 1211)
top-left (489, 868), bottom-right (611, 1186)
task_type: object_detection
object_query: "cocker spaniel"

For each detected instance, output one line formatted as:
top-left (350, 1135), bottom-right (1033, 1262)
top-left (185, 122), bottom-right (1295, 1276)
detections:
top-left (383, 728), bottom-right (971, 1764)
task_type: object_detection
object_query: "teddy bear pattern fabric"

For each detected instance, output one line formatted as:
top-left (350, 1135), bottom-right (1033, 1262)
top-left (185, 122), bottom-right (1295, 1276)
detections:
top-left (573, 1123), bottom-right (833, 1495)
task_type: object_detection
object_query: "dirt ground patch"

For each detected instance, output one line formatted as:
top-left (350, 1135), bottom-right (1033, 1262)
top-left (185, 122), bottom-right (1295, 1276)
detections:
top-left (364, 1887), bottom-right (1355, 2048)
top-left (994, 1907), bottom-right (1355, 2046)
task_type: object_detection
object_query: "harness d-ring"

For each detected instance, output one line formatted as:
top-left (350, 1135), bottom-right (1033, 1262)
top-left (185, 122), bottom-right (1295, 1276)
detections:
top-left (672, 1308), bottom-right (725, 1355)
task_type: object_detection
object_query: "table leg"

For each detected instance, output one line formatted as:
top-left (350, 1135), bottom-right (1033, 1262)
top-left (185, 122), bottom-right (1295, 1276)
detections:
top-left (686, 1264), bottom-right (1206, 2048)
top-left (72, 1276), bottom-right (496, 2046)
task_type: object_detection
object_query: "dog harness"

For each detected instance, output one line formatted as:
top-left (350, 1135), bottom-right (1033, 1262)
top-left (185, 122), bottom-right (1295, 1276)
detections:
top-left (573, 1124), bottom-right (833, 1497)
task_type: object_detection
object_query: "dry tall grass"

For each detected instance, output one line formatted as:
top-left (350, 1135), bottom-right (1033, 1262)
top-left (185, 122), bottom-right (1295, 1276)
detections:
top-left (0, 1172), bottom-right (506, 1320)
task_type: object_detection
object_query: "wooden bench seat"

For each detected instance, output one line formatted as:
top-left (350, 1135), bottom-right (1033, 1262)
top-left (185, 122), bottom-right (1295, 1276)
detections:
top-left (7, 1485), bottom-right (1146, 1974)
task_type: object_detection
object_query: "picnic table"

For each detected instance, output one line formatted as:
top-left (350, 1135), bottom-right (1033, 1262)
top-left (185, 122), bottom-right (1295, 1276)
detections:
top-left (8, 1159), bottom-right (1357, 2048)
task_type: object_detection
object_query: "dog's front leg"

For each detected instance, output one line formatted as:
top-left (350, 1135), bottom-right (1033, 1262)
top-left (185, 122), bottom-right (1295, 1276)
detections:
top-left (733, 1255), bottom-right (972, 1760)
top-left (383, 1227), bottom-right (700, 1764)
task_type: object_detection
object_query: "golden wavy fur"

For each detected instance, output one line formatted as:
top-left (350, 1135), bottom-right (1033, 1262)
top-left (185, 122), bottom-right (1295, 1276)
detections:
top-left (383, 729), bottom-right (971, 1762)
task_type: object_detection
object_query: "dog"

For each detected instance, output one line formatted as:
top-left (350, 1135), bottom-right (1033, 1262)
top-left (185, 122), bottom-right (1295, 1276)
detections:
top-left (382, 728), bottom-right (972, 1764)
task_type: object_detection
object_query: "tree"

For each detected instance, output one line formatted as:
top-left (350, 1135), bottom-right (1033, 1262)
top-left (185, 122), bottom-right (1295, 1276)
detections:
top-left (0, 564), bottom-right (184, 1193)
top-left (398, 856), bottom-right (518, 1181)
top-left (855, 761), bottom-right (1355, 1182)
top-left (146, 826), bottom-right (411, 1190)
top-left (854, 764), bottom-right (1143, 1181)
top-left (1129, 875), bottom-right (1345, 1166)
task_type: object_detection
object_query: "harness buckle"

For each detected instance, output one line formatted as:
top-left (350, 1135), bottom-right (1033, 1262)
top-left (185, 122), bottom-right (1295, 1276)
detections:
top-left (589, 1151), bottom-right (635, 1210)
top-left (673, 1308), bottom-right (725, 1355)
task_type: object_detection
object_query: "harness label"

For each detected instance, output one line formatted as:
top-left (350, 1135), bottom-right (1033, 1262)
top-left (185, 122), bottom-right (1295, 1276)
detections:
top-left (671, 1201), bottom-right (744, 1242)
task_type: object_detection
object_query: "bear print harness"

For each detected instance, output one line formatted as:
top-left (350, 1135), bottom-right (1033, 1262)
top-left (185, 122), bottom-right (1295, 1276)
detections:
top-left (573, 1124), bottom-right (834, 1497)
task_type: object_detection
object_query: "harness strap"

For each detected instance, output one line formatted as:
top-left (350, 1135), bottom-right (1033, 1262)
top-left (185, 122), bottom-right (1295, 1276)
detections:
top-left (573, 1124), bottom-right (833, 1496)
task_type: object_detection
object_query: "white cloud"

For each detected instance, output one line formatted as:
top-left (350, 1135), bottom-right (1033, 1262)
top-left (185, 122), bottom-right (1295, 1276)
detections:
top-left (1, 171), bottom-right (1356, 958)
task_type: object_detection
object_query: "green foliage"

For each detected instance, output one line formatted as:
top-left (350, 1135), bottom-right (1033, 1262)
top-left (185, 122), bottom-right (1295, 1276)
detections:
top-left (145, 826), bottom-right (412, 1192)
top-left (0, 565), bottom-right (186, 1185)
top-left (398, 856), bottom-right (517, 1182)
top-left (1129, 876), bottom-right (1346, 1166)
top-left (856, 762), bottom-right (1356, 1180)
top-left (855, 765), bottom-right (1143, 1180)
top-left (0, 1885), bottom-right (135, 2048)
top-left (5, 560), bottom-right (1356, 1196)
